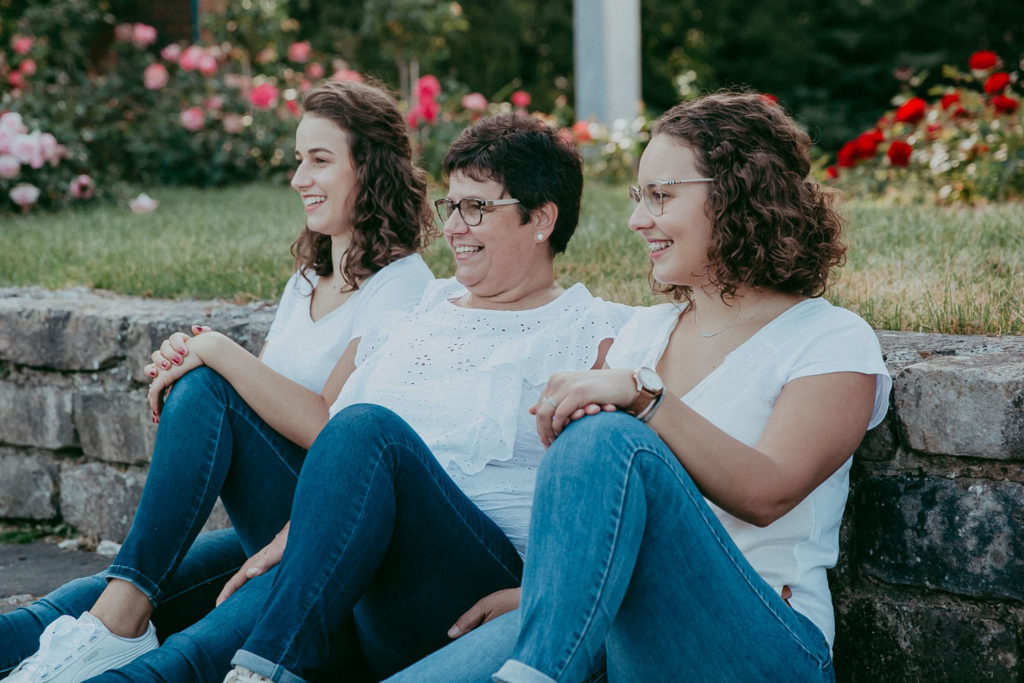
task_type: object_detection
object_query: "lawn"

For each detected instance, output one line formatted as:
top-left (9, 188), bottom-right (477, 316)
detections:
top-left (1, 183), bottom-right (1022, 335)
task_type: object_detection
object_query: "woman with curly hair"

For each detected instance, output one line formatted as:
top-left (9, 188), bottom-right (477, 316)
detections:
top-left (392, 91), bottom-right (892, 682)
top-left (2, 79), bottom-right (435, 681)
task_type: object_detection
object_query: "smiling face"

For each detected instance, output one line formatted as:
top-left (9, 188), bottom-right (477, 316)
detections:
top-left (442, 171), bottom-right (556, 306)
top-left (629, 134), bottom-right (715, 289)
top-left (291, 114), bottom-right (359, 238)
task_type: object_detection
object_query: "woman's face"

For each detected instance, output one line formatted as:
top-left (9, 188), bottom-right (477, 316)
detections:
top-left (442, 171), bottom-right (554, 301)
top-left (628, 134), bottom-right (715, 288)
top-left (291, 114), bottom-right (359, 238)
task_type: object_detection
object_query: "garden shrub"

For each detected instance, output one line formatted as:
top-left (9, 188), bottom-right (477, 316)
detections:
top-left (827, 50), bottom-right (1023, 204)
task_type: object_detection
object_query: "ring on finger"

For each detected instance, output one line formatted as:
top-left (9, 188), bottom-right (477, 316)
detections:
top-left (543, 395), bottom-right (558, 409)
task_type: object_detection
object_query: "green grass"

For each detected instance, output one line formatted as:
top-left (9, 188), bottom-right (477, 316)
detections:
top-left (2, 184), bottom-right (1022, 334)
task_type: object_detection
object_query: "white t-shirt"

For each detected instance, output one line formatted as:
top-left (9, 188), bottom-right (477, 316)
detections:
top-left (606, 298), bottom-right (891, 647)
top-left (260, 254), bottom-right (434, 393)
top-left (329, 278), bottom-right (635, 555)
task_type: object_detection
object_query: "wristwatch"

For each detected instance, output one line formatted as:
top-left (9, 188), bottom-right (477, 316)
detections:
top-left (625, 367), bottom-right (664, 423)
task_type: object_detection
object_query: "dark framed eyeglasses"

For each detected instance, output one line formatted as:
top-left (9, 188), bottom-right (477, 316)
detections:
top-left (434, 197), bottom-right (521, 226)
top-left (628, 178), bottom-right (713, 216)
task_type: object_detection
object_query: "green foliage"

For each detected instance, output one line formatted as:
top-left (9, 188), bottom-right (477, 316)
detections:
top-left (827, 51), bottom-right (1024, 204)
top-left (0, 520), bottom-right (74, 544)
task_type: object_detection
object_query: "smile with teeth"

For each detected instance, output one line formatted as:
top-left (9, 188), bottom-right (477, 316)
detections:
top-left (455, 245), bottom-right (483, 254)
top-left (648, 240), bottom-right (673, 253)
top-left (303, 196), bottom-right (325, 208)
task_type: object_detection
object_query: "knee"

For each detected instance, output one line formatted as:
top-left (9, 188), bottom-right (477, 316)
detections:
top-left (317, 403), bottom-right (407, 445)
top-left (162, 366), bottom-right (233, 413)
top-left (547, 411), bottom-right (650, 466)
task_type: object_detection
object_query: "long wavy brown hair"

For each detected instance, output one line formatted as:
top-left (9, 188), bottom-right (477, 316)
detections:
top-left (650, 90), bottom-right (846, 304)
top-left (291, 80), bottom-right (436, 291)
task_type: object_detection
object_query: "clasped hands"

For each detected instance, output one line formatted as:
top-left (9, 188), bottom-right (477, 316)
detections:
top-left (530, 368), bottom-right (637, 446)
top-left (144, 325), bottom-right (212, 421)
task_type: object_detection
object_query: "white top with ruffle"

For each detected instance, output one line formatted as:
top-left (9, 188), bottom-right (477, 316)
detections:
top-left (329, 278), bottom-right (634, 554)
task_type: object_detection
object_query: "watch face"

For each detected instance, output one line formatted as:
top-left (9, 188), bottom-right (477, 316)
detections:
top-left (637, 367), bottom-right (664, 392)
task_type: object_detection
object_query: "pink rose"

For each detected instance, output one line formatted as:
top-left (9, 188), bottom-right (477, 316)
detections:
top-left (132, 23), bottom-right (158, 48)
top-left (0, 112), bottom-right (28, 139)
top-left (129, 192), bottom-right (159, 213)
top-left (222, 113), bottom-right (247, 135)
top-left (461, 92), bottom-right (488, 112)
top-left (11, 132), bottom-right (43, 168)
top-left (114, 23), bottom-right (134, 44)
top-left (255, 48), bottom-right (276, 65)
top-left (287, 41), bottom-right (312, 64)
top-left (38, 132), bottom-right (62, 165)
top-left (179, 106), bottom-right (205, 132)
top-left (179, 45), bottom-right (203, 71)
top-left (70, 174), bottom-right (95, 200)
top-left (197, 53), bottom-right (218, 77)
top-left (249, 82), bottom-right (279, 109)
top-left (11, 35), bottom-right (33, 55)
top-left (18, 59), bottom-right (36, 76)
top-left (416, 75), bottom-right (441, 101)
top-left (330, 69), bottom-right (363, 83)
top-left (204, 95), bottom-right (224, 111)
top-left (510, 90), bottom-right (531, 108)
top-left (161, 43), bottom-right (182, 62)
top-left (143, 63), bottom-right (169, 90)
top-left (8, 72), bottom-right (25, 90)
top-left (9, 182), bottom-right (40, 209)
top-left (306, 62), bottom-right (325, 80)
top-left (0, 155), bottom-right (20, 179)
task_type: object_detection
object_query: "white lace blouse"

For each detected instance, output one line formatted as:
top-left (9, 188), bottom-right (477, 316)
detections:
top-left (329, 278), bottom-right (634, 555)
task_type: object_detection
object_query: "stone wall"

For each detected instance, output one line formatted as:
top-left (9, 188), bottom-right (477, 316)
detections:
top-left (0, 287), bottom-right (1022, 680)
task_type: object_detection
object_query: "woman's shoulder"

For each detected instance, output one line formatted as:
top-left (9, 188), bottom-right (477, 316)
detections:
top-left (605, 303), bottom-right (681, 369)
top-left (768, 298), bottom-right (878, 345)
top-left (363, 254), bottom-right (434, 290)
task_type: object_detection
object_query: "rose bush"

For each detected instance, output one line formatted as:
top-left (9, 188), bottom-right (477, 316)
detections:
top-left (826, 50), bottom-right (1023, 203)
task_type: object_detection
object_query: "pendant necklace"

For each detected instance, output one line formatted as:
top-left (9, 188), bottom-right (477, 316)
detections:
top-left (696, 301), bottom-right (769, 338)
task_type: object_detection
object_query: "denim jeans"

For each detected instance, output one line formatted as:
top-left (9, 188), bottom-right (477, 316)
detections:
top-left (232, 403), bottom-right (524, 683)
top-left (0, 366), bottom-right (305, 680)
top-left (487, 412), bottom-right (835, 683)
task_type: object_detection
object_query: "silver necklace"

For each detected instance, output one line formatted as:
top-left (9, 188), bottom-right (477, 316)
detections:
top-left (696, 301), bottom-right (769, 338)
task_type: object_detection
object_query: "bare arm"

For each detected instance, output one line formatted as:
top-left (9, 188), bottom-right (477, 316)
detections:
top-left (534, 369), bottom-right (876, 527)
top-left (149, 332), bottom-right (359, 449)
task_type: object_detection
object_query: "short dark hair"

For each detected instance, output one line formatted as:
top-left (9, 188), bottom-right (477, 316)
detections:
top-left (442, 113), bottom-right (583, 254)
top-left (651, 90), bottom-right (846, 302)
top-left (292, 80), bottom-right (437, 291)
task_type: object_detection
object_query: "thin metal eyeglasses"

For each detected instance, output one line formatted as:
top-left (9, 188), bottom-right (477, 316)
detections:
top-left (628, 179), bottom-right (713, 216)
top-left (434, 197), bottom-right (521, 226)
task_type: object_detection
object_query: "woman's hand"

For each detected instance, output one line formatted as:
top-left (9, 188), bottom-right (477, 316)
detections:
top-left (145, 325), bottom-right (211, 418)
top-left (446, 587), bottom-right (521, 639)
top-left (531, 368), bottom-right (637, 446)
top-left (215, 522), bottom-right (289, 606)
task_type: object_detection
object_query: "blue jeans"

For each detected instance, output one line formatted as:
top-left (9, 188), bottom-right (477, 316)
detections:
top-left (232, 404), bottom-right (524, 683)
top-left (401, 412), bottom-right (834, 683)
top-left (0, 366), bottom-right (305, 680)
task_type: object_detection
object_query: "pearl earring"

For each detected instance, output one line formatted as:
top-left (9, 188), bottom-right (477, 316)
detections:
top-left (536, 233), bottom-right (544, 241)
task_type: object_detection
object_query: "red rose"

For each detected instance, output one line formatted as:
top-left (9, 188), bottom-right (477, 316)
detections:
top-left (992, 94), bottom-right (1019, 114)
top-left (940, 92), bottom-right (960, 110)
top-left (984, 72), bottom-right (1010, 94)
top-left (895, 97), bottom-right (927, 124)
top-left (249, 82), bottom-right (279, 109)
top-left (854, 130), bottom-right (882, 159)
top-left (968, 51), bottom-right (998, 71)
top-left (837, 141), bottom-right (858, 168)
top-left (760, 93), bottom-right (779, 105)
top-left (825, 165), bottom-right (839, 180)
top-left (887, 141), bottom-right (912, 167)
top-left (510, 90), bottom-right (531, 108)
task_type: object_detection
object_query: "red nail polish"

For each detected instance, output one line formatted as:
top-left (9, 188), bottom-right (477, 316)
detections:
top-left (172, 355), bottom-right (182, 364)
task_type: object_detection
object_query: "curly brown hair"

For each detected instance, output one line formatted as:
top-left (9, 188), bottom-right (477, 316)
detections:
top-left (650, 90), bottom-right (846, 303)
top-left (291, 80), bottom-right (437, 291)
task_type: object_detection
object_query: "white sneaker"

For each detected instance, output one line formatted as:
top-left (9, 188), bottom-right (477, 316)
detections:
top-left (223, 665), bottom-right (273, 683)
top-left (7, 612), bottom-right (159, 682)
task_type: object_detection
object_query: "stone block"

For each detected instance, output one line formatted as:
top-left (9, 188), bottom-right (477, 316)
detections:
top-left (0, 449), bottom-right (58, 518)
top-left (853, 476), bottom-right (1024, 602)
top-left (854, 412), bottom-right (897, 462)
top-left (0, 382), bottom-right (76, 449)
top-left (202, 500), bottom-right (232, 532)
top-left (0, 293), bottom-right (124, 370)
top-left (894, 353), bottom-right (1024, 459)
top-left (59, 463), bottom-right (146, 542)
top-left (75, 392), bottom-right (156, 465)
top-left (833, 594), bottom-right (1020, 682)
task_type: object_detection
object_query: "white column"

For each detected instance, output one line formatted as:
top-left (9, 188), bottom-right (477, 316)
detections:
top-left (573, 0), bottom-right (642, 125)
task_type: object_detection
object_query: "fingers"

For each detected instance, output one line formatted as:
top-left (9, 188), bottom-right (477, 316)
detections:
top-left (160, 338), bottom-right (185, 366)
top-left (447, 600), bottom-right (488, 639)
top-left (191, 324), bottom-right (210, 335)
top-left (215, 565), bottom-right (250, 606)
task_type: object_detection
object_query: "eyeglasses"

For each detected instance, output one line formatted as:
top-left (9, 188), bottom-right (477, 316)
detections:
top-left (434, 197), bottom-right (521, 226)
top-left (628, 179), bottom-right (713, 216)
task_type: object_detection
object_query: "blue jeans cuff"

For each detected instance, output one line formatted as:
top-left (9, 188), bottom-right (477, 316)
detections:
top-left (493, 659), bottom-right (557, 683)
top-left (102, 566), bottom-right (160, 605)
top-left (232, 650), bottom-right (307, 683)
